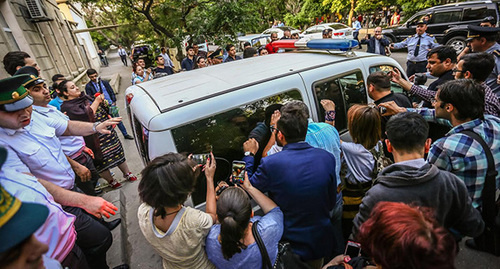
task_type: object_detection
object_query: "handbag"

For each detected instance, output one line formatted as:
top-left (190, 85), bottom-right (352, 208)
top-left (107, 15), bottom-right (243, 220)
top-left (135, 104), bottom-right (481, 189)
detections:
top-left (252, 220), bottom-right (311, 269)
top-left (460, 130), bottom-right (500, 256)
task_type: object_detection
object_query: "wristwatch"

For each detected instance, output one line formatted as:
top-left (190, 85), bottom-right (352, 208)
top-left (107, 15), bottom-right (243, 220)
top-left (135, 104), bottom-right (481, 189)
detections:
top-left (244, 151), bottom-right (254, 157)
top-left (92, 122), bottom-right (101, 133)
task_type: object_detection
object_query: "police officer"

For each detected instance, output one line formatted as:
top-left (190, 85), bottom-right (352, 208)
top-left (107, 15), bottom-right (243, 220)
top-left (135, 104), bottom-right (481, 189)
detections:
top-left (467, 25), bottom-right (500, 96)
top-left (390, 20), bottom-right (439, 77)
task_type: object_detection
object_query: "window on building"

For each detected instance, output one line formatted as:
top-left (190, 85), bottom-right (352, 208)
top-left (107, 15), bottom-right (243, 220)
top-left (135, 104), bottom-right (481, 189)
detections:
top-left (0, 12), bottom-right (19, 51)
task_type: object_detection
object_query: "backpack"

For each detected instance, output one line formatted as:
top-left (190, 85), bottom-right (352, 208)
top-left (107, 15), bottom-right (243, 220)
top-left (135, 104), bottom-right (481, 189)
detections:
top-left (368, 140), bottom-right (393, 179)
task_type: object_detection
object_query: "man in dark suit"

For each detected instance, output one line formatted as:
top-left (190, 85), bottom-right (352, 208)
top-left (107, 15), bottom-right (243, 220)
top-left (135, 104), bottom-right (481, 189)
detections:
top-left (361, 27), bottom-right (390, 55)
top-left (85, 69), bottom-right (134, 140)
top-left (242, 100), bottom-right (338, 269)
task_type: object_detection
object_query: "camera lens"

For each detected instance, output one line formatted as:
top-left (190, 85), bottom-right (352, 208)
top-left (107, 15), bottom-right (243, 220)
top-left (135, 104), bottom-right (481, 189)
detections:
top-left (379, 106), bottom-right (387, 114)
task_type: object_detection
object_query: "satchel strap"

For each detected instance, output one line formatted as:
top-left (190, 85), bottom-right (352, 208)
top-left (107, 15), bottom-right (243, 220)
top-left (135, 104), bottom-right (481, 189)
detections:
top-left (459, 129), bottom-right (498, 224)
top-left (252, 220), bottom-right (273, 269)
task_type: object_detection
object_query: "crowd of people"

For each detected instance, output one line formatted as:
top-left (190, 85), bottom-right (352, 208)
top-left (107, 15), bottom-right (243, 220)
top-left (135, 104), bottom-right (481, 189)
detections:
top-left (1, 14), bottom-right (500, 269)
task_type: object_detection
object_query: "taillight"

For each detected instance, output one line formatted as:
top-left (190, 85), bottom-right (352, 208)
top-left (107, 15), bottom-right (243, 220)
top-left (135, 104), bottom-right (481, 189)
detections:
top-left (126, 93), bottom-right (134, 105)
top-left (333, 32), bottom-right (344, 36)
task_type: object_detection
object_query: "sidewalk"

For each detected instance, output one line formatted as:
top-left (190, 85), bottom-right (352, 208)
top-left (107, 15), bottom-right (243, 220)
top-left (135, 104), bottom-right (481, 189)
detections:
top-left (99, 50), bottom-right (161, 268)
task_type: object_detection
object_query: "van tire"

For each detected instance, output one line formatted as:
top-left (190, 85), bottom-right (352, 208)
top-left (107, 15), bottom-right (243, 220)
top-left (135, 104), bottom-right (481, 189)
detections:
top-left (445, 36), bottom-right (466, 53)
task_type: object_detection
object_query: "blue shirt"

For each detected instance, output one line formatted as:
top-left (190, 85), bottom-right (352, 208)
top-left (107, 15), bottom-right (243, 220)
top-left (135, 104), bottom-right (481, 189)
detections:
top-left (410, 108), bottom-right (500, 208)
top-left (206, 207), bottom-right (283, 269)
top-left (352, 21), bottom-right (361, 32)
top-left (181, 57), bottom-right (194, 71)
top-left (48, 96), bottom-right (64, 111)
top-left (485, 42), bottom-right (500, 96)
top-left (393, 33), bottom-right (439, 62)
top-left (92, 81), bottom-right (113, 104)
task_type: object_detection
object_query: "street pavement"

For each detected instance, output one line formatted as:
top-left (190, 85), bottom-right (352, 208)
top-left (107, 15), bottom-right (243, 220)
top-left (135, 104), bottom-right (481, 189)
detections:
top-left (99, 47), bottom-right (500, 268)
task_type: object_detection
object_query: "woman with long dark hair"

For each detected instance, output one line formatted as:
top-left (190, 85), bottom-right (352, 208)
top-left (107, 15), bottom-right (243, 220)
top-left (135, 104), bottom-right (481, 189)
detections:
top-left (59, 80), bottom-right (137, 189)
top-left (138, 152), bottom-right (217, 269)
top-left (206, 173), bottom-right (283, 268)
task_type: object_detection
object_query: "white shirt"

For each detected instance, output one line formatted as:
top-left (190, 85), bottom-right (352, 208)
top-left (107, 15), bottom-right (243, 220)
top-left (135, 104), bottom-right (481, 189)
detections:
top-left (118, 48), bottom-right (127, 56)
top-left (0, 111), bottom-right (75, 189)
top-left (33, 105), bottom-right (85, 157)
top-left (0, 168), bottom-right (77, 262)
top-left (161, 52), bottom-right (174, 68)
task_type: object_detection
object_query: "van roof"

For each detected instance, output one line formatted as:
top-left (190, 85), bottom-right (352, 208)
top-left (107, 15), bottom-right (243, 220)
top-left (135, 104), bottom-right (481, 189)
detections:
top-left (423, 0), bottom-right (493, 11)
top-left (132, 51), bottom-right (377, 113)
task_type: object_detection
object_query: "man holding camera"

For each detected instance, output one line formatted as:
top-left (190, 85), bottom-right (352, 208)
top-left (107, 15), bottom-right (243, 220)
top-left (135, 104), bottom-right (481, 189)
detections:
top-left (361, 27), bottom-right (390, 55)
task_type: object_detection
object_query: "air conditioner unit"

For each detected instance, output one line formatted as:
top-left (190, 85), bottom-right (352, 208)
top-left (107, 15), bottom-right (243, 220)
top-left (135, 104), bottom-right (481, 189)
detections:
top-left (24, 0), bottom-right (51, 21)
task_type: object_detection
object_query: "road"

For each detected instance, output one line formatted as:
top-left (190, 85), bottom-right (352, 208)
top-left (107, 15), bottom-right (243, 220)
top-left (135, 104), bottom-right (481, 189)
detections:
top-left (99, 48), bottom-right (500, 268)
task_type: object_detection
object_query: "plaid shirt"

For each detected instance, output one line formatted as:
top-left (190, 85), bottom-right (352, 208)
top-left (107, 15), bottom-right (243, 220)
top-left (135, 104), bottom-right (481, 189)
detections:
top-left (409, 108), bottom-right (500, 208)
top-left (409, 83), bottom-right (500, 117)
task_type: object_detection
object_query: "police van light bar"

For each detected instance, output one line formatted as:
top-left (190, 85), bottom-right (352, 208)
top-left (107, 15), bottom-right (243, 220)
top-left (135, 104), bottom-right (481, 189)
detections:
top-left (272, 39), bottom-right (359, 51)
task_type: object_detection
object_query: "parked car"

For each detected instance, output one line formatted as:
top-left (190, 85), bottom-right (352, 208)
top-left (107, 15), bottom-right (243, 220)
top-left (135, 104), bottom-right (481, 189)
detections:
top-left (382, 0), bottom-right (500, 52)
top-left (125, 42), bottom-right (407, 208)
top-left (237, 26), bottom-right (302, 48)
top-left (302, 23), bottom-right (354, 40)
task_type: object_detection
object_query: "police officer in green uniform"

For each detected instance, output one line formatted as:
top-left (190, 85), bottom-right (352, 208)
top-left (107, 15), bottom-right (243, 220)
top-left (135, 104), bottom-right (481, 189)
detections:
top-left (390, 20), bottom-right (439, 77)
top-left (467, 25), bottom-right (500, 96)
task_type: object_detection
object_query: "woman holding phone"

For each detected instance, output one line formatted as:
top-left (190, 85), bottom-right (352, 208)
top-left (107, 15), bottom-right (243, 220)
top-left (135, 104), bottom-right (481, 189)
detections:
top-left (205, 173), bottom-right (283, 268)
top-left (138, 152), bottom-right (217, 269)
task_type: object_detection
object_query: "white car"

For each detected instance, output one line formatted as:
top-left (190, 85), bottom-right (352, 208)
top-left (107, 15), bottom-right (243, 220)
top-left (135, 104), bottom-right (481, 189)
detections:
top-left (302, 23), bottom-right (353, 40)
top-left (238, 26), bottom-right (302, 48)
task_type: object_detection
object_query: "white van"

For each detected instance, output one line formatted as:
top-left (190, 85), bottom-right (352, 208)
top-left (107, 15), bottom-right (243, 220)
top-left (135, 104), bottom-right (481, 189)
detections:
top-left (125, 49), bottom-right (406, 206)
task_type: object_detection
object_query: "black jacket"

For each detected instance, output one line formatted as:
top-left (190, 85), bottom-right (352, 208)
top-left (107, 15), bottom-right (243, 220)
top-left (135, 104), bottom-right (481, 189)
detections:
top-left (361, 36), bottom-right (390, 55)
top-left (85, 80), bottom-right (116, 103)
top-left (352, 162), bottom-right (484, 238)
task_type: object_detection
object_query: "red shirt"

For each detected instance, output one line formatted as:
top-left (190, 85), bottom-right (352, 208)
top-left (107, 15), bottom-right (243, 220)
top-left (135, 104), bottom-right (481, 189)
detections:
top-left (266, 42), bottom-right (278, 54)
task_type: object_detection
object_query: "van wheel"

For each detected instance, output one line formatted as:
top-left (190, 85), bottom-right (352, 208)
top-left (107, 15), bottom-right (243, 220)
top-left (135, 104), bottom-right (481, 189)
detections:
top-left (446, 36), bottom-right (466, 53)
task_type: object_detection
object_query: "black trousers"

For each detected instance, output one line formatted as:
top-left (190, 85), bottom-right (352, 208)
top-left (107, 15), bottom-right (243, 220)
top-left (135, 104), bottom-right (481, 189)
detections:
top-left (119, 55), bottom-right (128, 66)
top-left (62, 243), bottom-right (90, 269)
top-left (406, 60), bottom-right (427, 77)
top-left (63, 205), bottom-right (112, 269)
top-left (73, 151), bottom-right (99, 196)
top-left (353, 32), bottom-right (362, 48)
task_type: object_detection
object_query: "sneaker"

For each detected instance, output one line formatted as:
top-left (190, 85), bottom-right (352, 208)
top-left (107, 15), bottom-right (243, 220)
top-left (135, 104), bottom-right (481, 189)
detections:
top-left (110, 179), bottom-right (122, 189)
top-left (124, 134), bottom-right (134, 140)
top-left (125, 172), bottom-right (137, 182)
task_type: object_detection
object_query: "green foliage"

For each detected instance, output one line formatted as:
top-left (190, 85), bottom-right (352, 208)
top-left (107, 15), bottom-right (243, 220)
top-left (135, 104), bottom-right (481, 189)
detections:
top-left (355, 0), bottom-right (397, 13)
top-left (396, 0), bottom-right (440, 19)
top-left (285, 0), bottom-right (330, 29)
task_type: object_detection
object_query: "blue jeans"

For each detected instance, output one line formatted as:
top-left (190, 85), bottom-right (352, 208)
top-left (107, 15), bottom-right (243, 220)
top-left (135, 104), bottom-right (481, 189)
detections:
top-left (329, 193), bottom-right (344, 258)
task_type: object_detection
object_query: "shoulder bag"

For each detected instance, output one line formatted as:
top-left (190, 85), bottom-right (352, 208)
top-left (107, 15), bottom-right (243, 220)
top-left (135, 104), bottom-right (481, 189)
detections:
top-left (460, 129), bottom-right (500, 256)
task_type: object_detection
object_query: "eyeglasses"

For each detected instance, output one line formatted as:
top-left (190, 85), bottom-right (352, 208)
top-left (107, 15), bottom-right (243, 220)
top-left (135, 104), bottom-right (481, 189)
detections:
top-left (452, 68), bottom-right (463, 73)
top-left (430, 97), bottom-right (438, 104)
top-left (374, 31), bottom-right (382, 33)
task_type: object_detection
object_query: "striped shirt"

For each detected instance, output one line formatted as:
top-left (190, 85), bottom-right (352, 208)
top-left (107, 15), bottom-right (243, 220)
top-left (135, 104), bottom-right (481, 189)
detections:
top-left (410, 108), bottom-right (500, 208)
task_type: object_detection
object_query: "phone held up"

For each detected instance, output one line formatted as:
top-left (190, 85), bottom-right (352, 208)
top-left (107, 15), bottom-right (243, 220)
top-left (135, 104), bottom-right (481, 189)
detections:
top-left (231, 160), bottom-right (246, 184)
top-left (344, 241), bottom-right (361, 258)
top-left (191, 153), bottom-right (211, 165)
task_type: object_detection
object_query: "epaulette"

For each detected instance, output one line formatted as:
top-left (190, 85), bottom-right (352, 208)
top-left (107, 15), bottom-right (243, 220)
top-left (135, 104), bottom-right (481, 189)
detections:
top-left (493, 50), bottom-right (500, 57)
top-left (408, 35), bottom-right (414, 38)
top-left (428, 34), bottom-right (434, 37)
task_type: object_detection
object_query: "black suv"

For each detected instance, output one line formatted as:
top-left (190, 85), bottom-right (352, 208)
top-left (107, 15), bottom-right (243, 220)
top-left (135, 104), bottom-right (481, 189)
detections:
top-left (383, 1), bottom-right (500, 52)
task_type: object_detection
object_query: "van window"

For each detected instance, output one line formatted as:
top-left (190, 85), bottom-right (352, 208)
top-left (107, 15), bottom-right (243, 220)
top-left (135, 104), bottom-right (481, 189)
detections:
top-left (133, 115), bottom-right (150, 163)
top-left (432, 11), bottom-right (462, 24)
top-left (172, 90), bottom-right (302, 205)
top-left (463, 7), bottom-right (495, 21)
top-left (312, 71), bottom-right (367, 133)
top-left (369, 65), bottom-right (405, 94)
top-left (172, 89), bottom-right (303, 162)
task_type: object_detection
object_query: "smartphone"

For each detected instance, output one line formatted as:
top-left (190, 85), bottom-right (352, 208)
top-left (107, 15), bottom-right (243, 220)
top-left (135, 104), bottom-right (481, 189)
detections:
top-left (192, 153), bottom-right (210, 165)
top-left (379, 106), bottom-right (387, 114)
top-left (344, 241), bottom-right (361, 257)
top-left (231, 161), bottom-right (246, 184)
